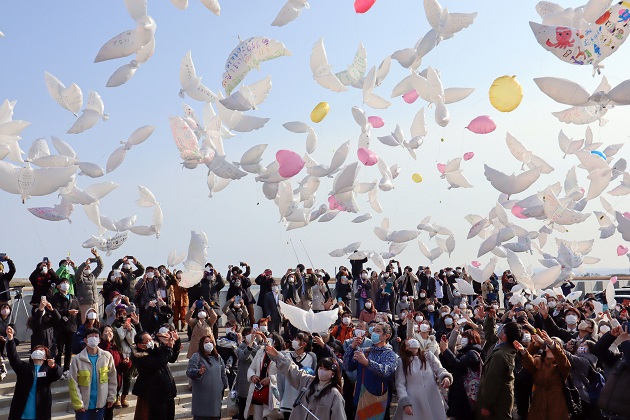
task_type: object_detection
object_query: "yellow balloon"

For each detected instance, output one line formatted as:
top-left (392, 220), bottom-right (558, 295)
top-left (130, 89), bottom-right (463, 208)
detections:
top-left (412, 173), bottom-right (423, 183)
top-left (310, 102), bottom-right (330, 123)
top-left (489, 75), bottom-right (523, 112)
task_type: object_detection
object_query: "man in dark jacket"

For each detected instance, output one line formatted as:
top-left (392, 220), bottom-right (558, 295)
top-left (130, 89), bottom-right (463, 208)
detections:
top-left (50, 278), bottom-right (80, 374)
top-left (0, 255), bottom-right (16, 304)
top-left (28, 259), bottom-right (58, 306)
top-left (255, 269), bottom-right (274, 314)
top-left (263, 284), bottom-right (283, 333)
top-left (476, 321), bottom-right (522, 419)
top-left (132, 330), bottom-right (181, 420)
top-left (5, 326), bottom-right (62, 420)
top-left (112, 256), bottom-right (144, 297)
top-left (74, 248), bottom-right (103, 322)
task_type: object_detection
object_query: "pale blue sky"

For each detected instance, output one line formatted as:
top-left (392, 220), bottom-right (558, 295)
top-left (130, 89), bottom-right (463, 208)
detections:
top-left (2, 1), bottom-right (630, 277)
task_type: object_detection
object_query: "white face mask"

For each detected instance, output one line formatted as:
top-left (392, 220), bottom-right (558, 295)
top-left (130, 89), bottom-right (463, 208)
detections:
top-left (86, 337), bottom-right (100, 349)
top-left (415, 315), bottom-right (423, 322)
top-left (0, 309), bottom-right (9, 316)
top-left (41, 267), bottom-right (48, 274)
top-left (225, 327), bottom-right (233, 334)
top-left (492, 304), bottom-right (499, 310)
top-left (354, 329), bottom-right (365, 337)
top-left (361, 273), bottom-right (368, 279)
top-left (60, 283), bottom-right (70, 292)
top-left (292, 340), bottom-right (301, 350)
top-left (87, 312), bottom-right (97, 320)
top-left (145, 340), bottom-right (155, 350)
top-left (31, 350), bottom-right (46, 360)
top-left (460, 338), bottom-right (469, 347)
top-left (525, 304), bottom-right (533, 310)
top-left (407, 339), bottom-right (420, 349)
top-left (401, 296), bottom-right (408, 302)
top-left (364, 303), bottom-right (372, 310)
top-left (288, 277), bottom-right (295, 284)
top-left (245, 334), bottom-right (253, 344)
top-left (420, 324), bottom-right (431, 333)
top-left (272, 286), bottom-right (279, 293)
top-left (203, 342), bottom-right (214, 353)
top-left (522, 333), bottom-right (531, 343)
top-left (459, 303), bottom-right (467, 309)
top-left (566, 315), bottom-right (578, 325)
top-left (427, 305), bottom-right (435, 312)
top-left (420, 293), bottom-right (426, 298)
top-left (317, 368), bottom-right (334, 382)
top-left (84, 268), bottom-right (91, 275)
top-left (578, 320), bottom-right (590, 331)
top-left (259, 326), bottom-right (268, 333)
top-left (599, 325), bottom-right (610, 334)
top-left (548, 301), bottom-right (557, 308)
top-left (122, 264), bottom-right (131, 270)
top-left (159, 327), bottom-right (170, 335)
top-left (198, 311), bottom-right (207, 319)
top-left (342, 317), bottom-right (351, 325)
top-left (444, 318), bottom-right (453, 326)
top-left (146, 272), bottom-right (154, 279)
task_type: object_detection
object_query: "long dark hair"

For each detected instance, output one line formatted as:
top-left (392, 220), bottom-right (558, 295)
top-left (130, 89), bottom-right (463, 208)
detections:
top-left (305, 357), bottom-right (342, 403)
top-left (400, 339), bottom-right (426, 376)
top-left (197, 335), bottom-right (219, 359)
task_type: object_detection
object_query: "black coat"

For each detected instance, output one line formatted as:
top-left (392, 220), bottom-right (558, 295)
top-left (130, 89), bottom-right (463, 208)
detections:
top-left (7, 339), bottom-right (62, 420)
top-left (131, 341), bottom-right (181, 401)
top-left (255, 274), bottom-right (274, 307)
top-left (0, 259), bottom-right (16, 302)
top-left (111, 259), bottom-right (144, 297)
top-left (439, 344), bottom-right (482, 420)
top-left (262, 292), bottom-right (282, 333)
top-left (49, 292), bottom-right (80, 333)
top-left (30, 308), bottom-right (61, 351)
top-left (28, 268), bottom-right (58, 305)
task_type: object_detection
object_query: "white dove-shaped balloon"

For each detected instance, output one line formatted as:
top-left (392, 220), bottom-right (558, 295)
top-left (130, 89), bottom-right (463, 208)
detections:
top-left (67, 91), bottom-right (108, 134)
top-left (310, 38), bottom-right (347, 93)
top-left (44, 72), bottom-right (83, 116)
top-left (179, 51), bottom-right (217, 102)
top-left (219, 75), bottom-right (272, 111)
top-left (272, 0), bottom-right (309, 27)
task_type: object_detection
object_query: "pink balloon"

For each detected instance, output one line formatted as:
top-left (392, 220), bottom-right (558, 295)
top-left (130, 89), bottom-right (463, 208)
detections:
top-left (463, 152), bottom-right (475, 161)
top-left (471, 261), bottom-right (481, 268)
top-left (624, 212), bottom-right (630, 219)
top-left (403, 90), bottom-right (419, 104)
top-left (357, 148), bottom-right (378, 166)
top-left (466, 115), bottom-right (497, 134)
top-left (617, 245), bottom-right (629, 256)
top-left (354, 0), bottom-right (376, 13)
top-left (367, 116), bottom-right (384, 128)
top-left (511, 205), bottom-right (528, 219)
top-left (328, 195), bottom-right (346, 211)
top-left (437, 163), bottom-right (446, 174)
top-left (276, 150), bottom-right (305, 178)
top-left (611, 276), bottom-right (618, 284)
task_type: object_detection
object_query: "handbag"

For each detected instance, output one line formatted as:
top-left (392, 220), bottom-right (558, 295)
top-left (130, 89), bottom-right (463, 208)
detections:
top-left (252, 353), bottom-right (271, 405)
top-left (223, 382), bottom-right (239, 417)
top-left (564, 373), bottom-right (583, 420)
top-left (463, 350), bottom-right (482, 408)
top-left (356, 367), bottom-right (388, 420)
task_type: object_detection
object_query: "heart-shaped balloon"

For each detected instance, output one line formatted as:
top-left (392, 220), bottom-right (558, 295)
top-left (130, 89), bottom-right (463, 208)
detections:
top-left (357, 148), bottom-right (378, 166)
top-left (367, 116), bottom-right (384, 128)
top-left (403, 90), bottom-right (419, 104)
top-left (463, 152), bottom-right (474, 161)
top-left (617, 245), bottom-right (629, 256)
top-left (437, 163), bottom-right (446, 174)
top-left (328, 195), bottom-right (346, 211)
top-left (471, 261), bottom-right (481, 268)
top-left (511, 205), bottom-right (528, 219)
top-left (276, 150), bottom-right (304, 178)
top-left (624, 212), bottom-right (630, 219)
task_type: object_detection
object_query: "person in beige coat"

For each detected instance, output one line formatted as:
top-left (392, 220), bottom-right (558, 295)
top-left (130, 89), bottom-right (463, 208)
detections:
top-left (244, 333), bottom-right (284, 420)
top-left (265, 345), bottom-right (346, 420)
top-left (186, 300), bottom-right (217, 358)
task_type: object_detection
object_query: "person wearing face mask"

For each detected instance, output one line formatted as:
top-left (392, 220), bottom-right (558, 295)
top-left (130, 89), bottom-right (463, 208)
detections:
top-left (255, 269), bottom-right (275, 313)
top-left (111, 256), bottom-right (144, 297)
top-left (311, 270), bottom-right (332, 313)
top-left (73, 308), bottom-right (102, 355)
top-left (331, 310), bottom-right (355, 342)
top-left (355, 269), bottom-right (372, 316)
top-left (438, 329), bottom-right (483, 420)
top-left (186, 299), bottom-right (218, 359)
top-left (29, 293), bottom-right (61, 354)
top-left (235, 327), bottom-right (262, 420)
top-left (265, 344), bottom-right (346, 420)
top-left (344, 322), bottom-right (397, 419)
top-left (167, 270), bottom-right (188, 332)
top-left (74, 248), bottom-right (103, 323)
top-left (56, 258), bottom-right (77, 297)
top-left (279, 332), bottom-right (317, 418)
top-left (223, 295), bottom-right (250, 326)
top-left (50, 277), bottom-right (80, 377)
top-left (563, 339), bottom-right (603, 419)
top-left (29, 258), bottom-right (58, 307)
top-left (407, 317), bottom-right (440, 357)
top-left (281, 270), bottom-right (300, 305)
top-left (513, 330), bottom-right (571, 420)
top-left (0, 255), bottom-right (16, 305)
top-left (436, 313), bottom-right (455, 342)
top-left (186, 335), bottom-right (228, 420)
top-left (135, 267), bottom-right (167, 332)
top-left (104, 291), bottom-right (136, 326)
top-left (396, 293), bottom-right (412, 318)
top-left (111, 307), bottom-right (140, 408)
top-left (375, 269), bottom-right (394, 313)
top-left (0, 302), bottom-right (16, 356)
top-left (475, 321), bottom-right (523, 418)
top-left (244, 333), bottom-right (284, 420)
top-left (227, 263), bottom-right (257, 325)
top-left (263, 283), bottom-right (284, 334)
top-left (539, 302), bottom-right (582, 343)
top-left (335, 267), bottom-right (353, 307)
top-left (98, 325), bottom-right (130, 413)
top-left (359, 298), bottom-right (377, 323)
top-left (394, 338), bottom-right (452, 420)
top-left (68, 328), bottom-right (117, 419)
top-left (101, 270), bottom-right (125, 317)
top-left (216, 321), bottom-right (242, 389)
top-left (5, 326), bottom-right (62, 420)
top-left (132, 330), bottom-right (180, 420)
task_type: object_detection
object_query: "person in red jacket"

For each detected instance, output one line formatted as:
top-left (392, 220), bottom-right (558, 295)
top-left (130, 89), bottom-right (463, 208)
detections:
top-left (331, 309), bottom-right (355, 342)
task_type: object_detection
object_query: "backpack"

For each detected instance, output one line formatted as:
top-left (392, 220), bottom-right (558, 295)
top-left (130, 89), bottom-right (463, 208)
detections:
top-left (586, 364), bottom-right (605, 406)
top-left (463, 349), bottom-right (483, 407)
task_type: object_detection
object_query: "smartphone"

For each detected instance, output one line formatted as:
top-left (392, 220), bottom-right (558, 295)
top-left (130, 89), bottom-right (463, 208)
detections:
top-left (0, 253), bottom-right (6, 260)
top-left (196, 300), bottom-right (203, 309)
top-left (355, 329), bottom-right (365, 337)
top-left (253, 324), bottom-right (259, 330)
top-left (255, 383), bottom-right (263, 391)
top-left (43, 257), bottom-right (49, 263)
top-left (235, 296), bottom-right (242, 304)
top-left (267, 338), bottom-right (273, 346)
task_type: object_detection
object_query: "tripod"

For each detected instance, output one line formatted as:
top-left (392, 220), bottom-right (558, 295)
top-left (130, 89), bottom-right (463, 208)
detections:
top-left (9, 286), bottom-right (31, 331)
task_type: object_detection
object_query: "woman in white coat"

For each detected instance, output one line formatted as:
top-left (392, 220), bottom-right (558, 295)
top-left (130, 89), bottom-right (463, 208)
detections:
top-left (393, 338), bottom-right (452, 420)
top-left (244, 333), bottom-right (284, 419)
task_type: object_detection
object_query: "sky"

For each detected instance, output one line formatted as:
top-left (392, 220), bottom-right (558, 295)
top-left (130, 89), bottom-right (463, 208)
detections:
top-left (2, 0), bottom-right (630, 278)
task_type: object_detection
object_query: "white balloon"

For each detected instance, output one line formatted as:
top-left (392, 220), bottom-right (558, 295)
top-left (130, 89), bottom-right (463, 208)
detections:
top-left (51, 136), bottom-right (77, 158)
top-left (67, 91), bottom-right (106, 134)
top-left (0, 161), bottom-right (74, 202)
top-left (28, 138), bottom-right (50, 161)
top-left (137, 185), bottom-right (158, 207)
top-left (106, 146), bottom-right (128, 174)
top-left (310, 38), bottom-right (347, 93)
top-left (200, 0), bottom-right (221, 15)
top-left (351, 213), bottom-right (372, 223)
top-left (219, 76), bottom-right (272, 111)
top-left (78, 162), bottom-right (104, 178)
top-left (335, 43), bottom-right (367, 86)
top-left (483, 164), bottom-right (542, 196)
top-left (106, 62), bottom-right (138, 87)
top-left (43, 71), bottom-right (83, 115)
top-left (179, 51), bottom-right (217, 102)
top-left (272, 0), bottom-right (309, 27)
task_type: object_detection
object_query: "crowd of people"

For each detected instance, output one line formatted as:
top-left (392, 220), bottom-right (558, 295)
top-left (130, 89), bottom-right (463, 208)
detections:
top-left (0, 251), bottom-right (629, 420)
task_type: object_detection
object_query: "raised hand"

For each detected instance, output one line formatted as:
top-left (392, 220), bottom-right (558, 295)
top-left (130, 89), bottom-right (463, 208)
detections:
top-left (6, 326), bottom-right (14, 341)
